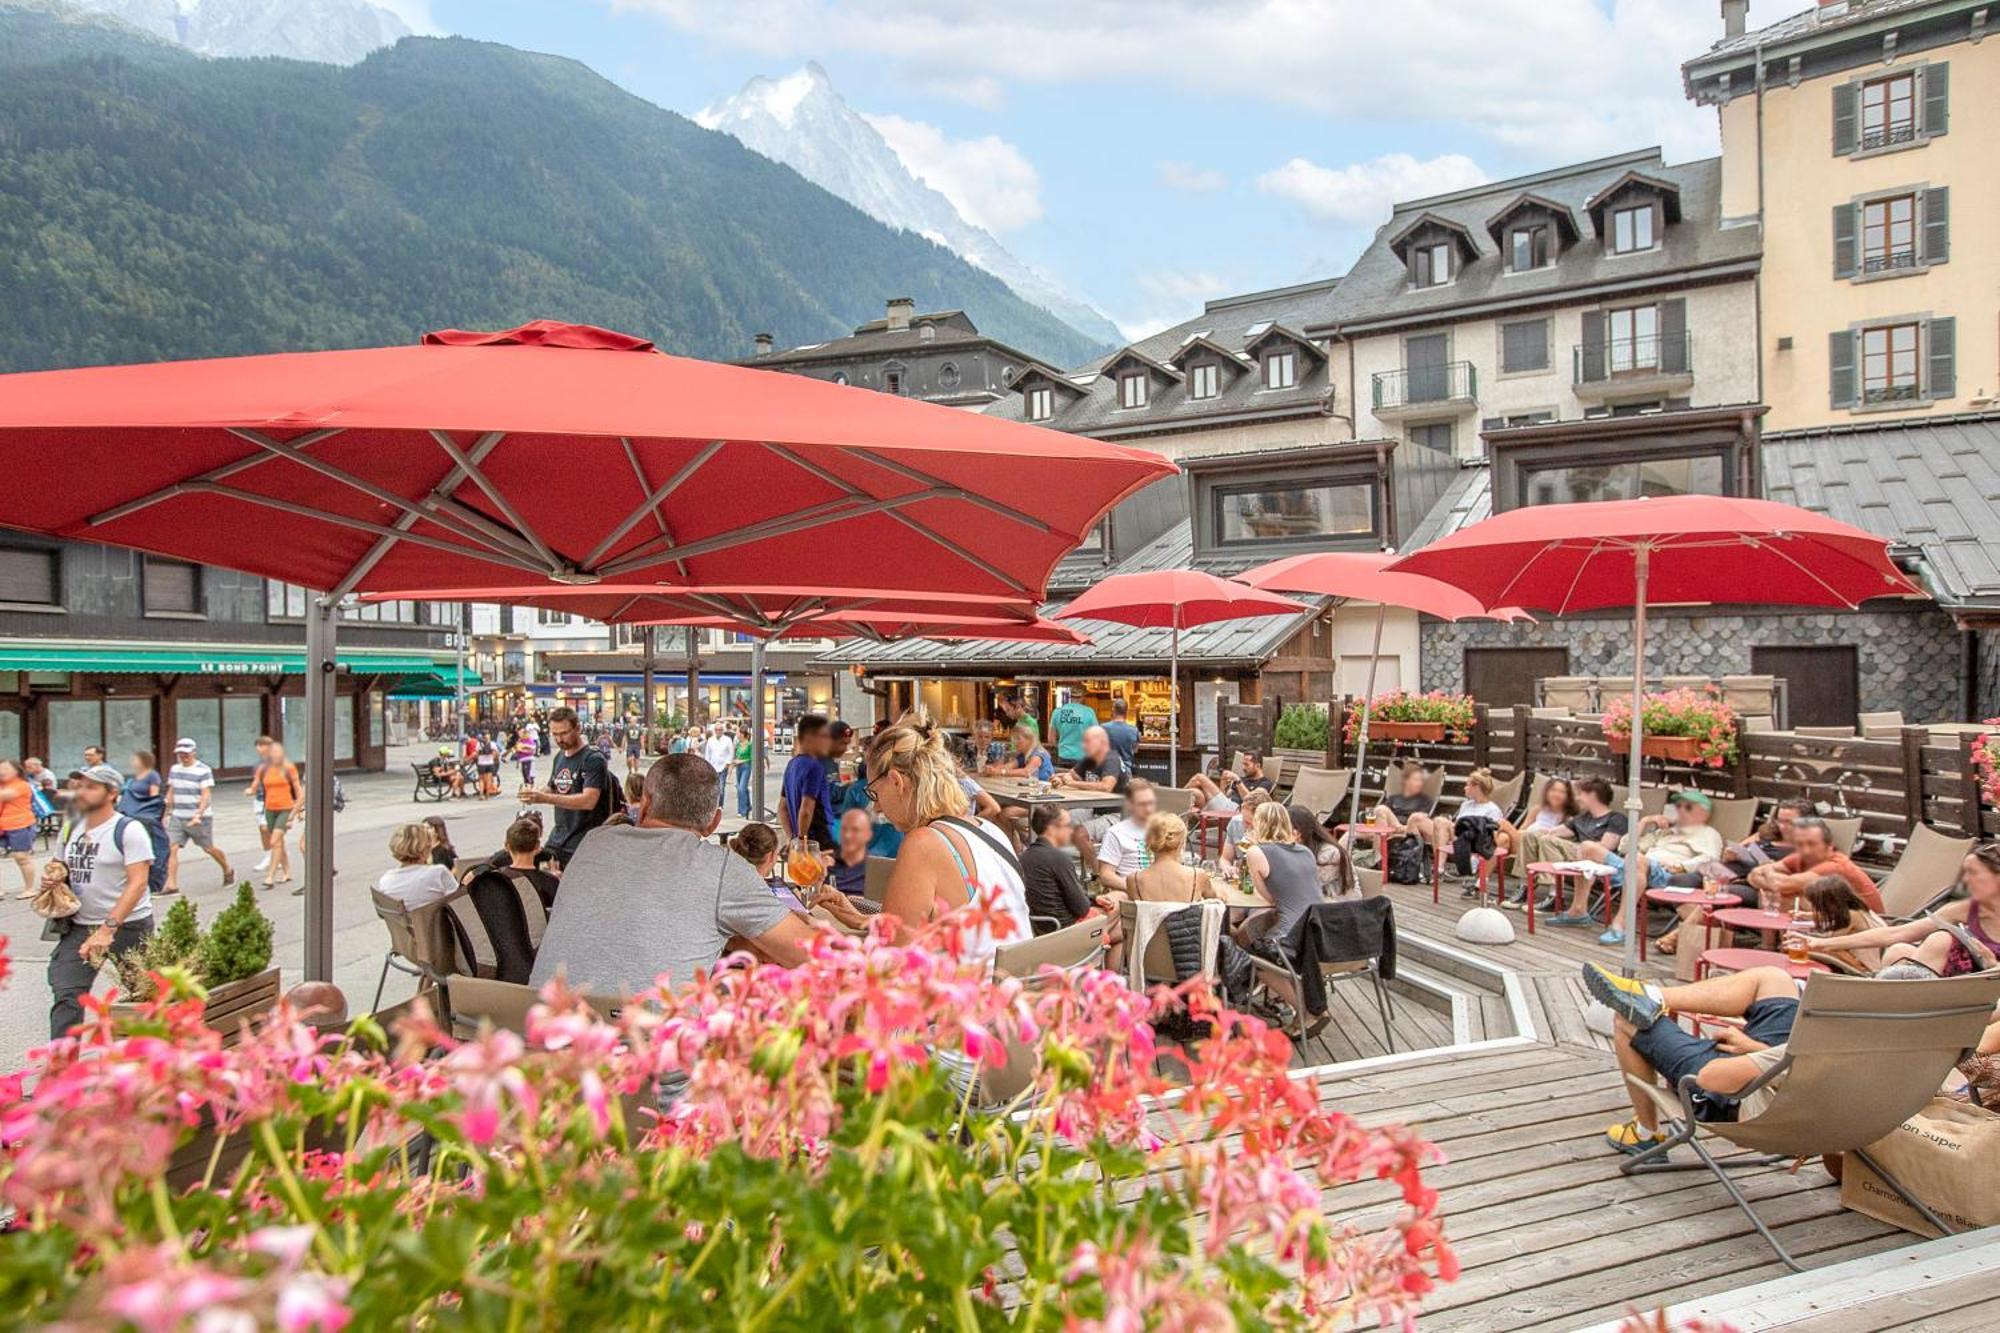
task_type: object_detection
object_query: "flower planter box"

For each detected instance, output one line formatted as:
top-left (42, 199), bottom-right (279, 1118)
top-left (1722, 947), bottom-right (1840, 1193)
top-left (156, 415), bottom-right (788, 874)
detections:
top-left (1369, 720), bottom-right (1446, 742)
top-left (111, 967), bottom-right (281, 1049)
top-left (1606, 733), bottom-right (1707, 762)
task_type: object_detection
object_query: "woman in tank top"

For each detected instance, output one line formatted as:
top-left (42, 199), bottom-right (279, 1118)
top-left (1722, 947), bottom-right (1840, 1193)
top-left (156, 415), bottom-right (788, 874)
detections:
top-left (867, 711), bottom-right (1031, 960)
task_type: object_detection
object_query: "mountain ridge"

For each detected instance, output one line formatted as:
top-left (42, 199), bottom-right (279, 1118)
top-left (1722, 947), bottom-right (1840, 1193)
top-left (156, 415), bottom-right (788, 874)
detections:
top-left (61, 0), bottom-right (409, 64)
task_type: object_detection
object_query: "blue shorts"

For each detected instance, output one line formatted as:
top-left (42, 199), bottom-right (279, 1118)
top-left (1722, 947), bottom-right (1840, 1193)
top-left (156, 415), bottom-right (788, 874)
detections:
top-left (1630, 996), bottom-right (1797, 1122)
top-left (1603, 851), bottom-right (1672, 892)
top-left (2, 826), bottom-right (34, 853)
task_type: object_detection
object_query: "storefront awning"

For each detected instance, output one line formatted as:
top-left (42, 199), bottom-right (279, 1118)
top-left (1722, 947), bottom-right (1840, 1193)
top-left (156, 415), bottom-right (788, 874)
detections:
top-left (0, 644), bottom-right (459, 678)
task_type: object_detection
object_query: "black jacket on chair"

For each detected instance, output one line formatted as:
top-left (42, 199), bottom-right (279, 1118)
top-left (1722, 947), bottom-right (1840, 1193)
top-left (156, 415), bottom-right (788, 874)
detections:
top-left (1450, 815), bottom-right (1499, 877)
top-left (1278, 897), bottom-right (1396, 1016)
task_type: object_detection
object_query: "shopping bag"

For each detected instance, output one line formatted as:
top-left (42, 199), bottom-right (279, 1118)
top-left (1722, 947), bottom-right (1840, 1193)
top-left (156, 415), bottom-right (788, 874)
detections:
top-left (1839, 1094), bottom-right (2000, 1237)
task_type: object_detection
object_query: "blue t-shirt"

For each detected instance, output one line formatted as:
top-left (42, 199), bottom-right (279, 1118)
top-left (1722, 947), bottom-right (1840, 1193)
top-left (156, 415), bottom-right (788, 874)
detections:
top-left (1019, 747), bottom-right (1054, 781)
top-left (118, 770), bottom-right (165, 823)
top-left (782, 753), bottom-right (833, 844)
top-left (1102, 719), bottom-right (1140, 770)
top-left (1048, 701), bottom-right (1097, 762)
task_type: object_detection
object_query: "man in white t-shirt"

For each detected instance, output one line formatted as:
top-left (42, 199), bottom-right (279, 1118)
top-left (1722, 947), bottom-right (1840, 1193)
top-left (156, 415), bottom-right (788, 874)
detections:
top-left (49, 764), bottom-right (155, 1039)
top-left (701, 725), bottom-right (736, 805)
top-left (1091, 779), bottom-right (1158, 895)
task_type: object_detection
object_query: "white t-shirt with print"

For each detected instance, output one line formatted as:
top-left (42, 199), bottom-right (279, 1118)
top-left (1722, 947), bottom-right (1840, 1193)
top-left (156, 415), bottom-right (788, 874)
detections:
top-left (1097, 816), bottom-right (1149, 877)
top-left (63, 814), bottom-right (155, 925)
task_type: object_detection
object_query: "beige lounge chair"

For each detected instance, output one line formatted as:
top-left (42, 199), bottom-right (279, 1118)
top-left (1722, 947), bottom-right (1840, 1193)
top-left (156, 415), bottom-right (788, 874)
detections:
top-left (1741, 714), bottom-right (1776, 734)
top-left (1823, 814), bottom-right (1864, 856)
top-left (863, 855), bottom-right (895, 904)
top-left (1797, 724), bottom-right (1857, 738)
top-left (1151, 785), bottom-right (1196, 817)
top-left (369, 888), bottom-right (456, 1013)
top-left (1384, 761), bottom-right (1446, 805)
top-left (1540, 677), bottom-right (1593, 712)
top-left (1622, 971), bottom-right (2000, 1270)
top-left (982, 918), bottom-right (1111, 1105)
top-left (1876, 824), bottom-right (1977, 920)
top-left (1287, 766), bottom-right (1353, 823)
top-left (1708, 796), bottom-right (1758, 847)
top-left (1720, 674), bottom-right (1777, 717)
top-left (1858, 710), bottom-right (1906, 739)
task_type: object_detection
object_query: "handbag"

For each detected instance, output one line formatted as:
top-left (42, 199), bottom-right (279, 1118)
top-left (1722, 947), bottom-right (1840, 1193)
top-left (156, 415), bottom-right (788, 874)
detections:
top-left (33, 874), bottom-right (79, 920)
top-left (1840, 1094), bottom-right (2000, 1237)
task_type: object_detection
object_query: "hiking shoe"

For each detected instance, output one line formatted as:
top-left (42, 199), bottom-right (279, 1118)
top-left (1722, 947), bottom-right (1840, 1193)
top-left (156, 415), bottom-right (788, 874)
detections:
top-left (1604, 1120), bottom-right (1668, 1156)
top-left (1582, 962), bottom-right (1663, 1029)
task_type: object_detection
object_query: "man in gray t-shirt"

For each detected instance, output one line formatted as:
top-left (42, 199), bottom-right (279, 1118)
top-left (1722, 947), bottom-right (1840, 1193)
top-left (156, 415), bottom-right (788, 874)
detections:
top-left (530, 753), bottom-right (813, 996)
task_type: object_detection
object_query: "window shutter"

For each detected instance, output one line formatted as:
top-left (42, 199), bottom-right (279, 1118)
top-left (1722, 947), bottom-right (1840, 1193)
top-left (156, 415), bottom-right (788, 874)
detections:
top-left (0, 548), bottom-right (57, 604)
top-left (1922, 186), bottom-right (1949, 265)
top-left (1832, 203), bottom-right (1859, 278)
top-left (1580, 311), bottom-right (1607, 382)
top-left (1828, 330), bottom-right (1857, 410)
top-left (1659, 299), bottom-right (1688, 374)
top-left (1831, 81), bottom-right (1859, 155)
top-left (1927, 317), bottom-right (1955, 400)
top-left (1922, 62), bottom-right (1949, 137)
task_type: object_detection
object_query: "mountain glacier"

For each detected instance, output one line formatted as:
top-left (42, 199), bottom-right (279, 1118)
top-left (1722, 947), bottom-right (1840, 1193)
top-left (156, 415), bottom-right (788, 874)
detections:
top-left (63, 0), bottom-right (408, 64)
top-left (699, 64), bottom-right (1121, 352)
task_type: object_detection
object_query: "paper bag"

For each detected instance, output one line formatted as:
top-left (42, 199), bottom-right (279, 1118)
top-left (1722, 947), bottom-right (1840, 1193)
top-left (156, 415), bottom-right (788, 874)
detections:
top-left (1840, 1094), bottom-right (2000, 1237)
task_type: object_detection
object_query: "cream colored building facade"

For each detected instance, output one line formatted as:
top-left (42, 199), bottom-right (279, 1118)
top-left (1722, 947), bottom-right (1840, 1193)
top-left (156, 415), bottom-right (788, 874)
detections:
top-left (1688, 0), bottom-right (1998, 429)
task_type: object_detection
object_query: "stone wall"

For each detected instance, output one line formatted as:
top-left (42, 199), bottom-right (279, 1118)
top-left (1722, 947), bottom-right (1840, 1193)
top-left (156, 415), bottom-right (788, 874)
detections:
top-left (1420, 603), bottom-right (1966, 721)
top-left (1977, 630), bottom-right (2000, 721)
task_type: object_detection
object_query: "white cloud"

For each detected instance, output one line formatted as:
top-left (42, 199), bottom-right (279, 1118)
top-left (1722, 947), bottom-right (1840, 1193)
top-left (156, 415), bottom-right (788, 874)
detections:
top-left (1112, 269), bottom-right (1235, 340)
top-left (861, 113), bottom-right (1044, 232)
top-left (615, 1), bottom-right (1796, 162)
top-left (373, 0), bottom-right (441, 35)
top-left (1257, 153), bottom-right (1488, 228)
top-left (1159, 160), bottom-right (1226, 193)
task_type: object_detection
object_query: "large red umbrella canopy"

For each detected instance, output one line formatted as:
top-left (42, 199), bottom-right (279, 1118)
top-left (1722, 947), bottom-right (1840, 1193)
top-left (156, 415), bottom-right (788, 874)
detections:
top-left (1385, 495), bottom-right (1921, 613)
top-left (361, 583), bottom-right (1046, 632)
top-left (664, 611), bottom-right (1090, 646)
top-left (1238, 551), bottom-right (1507, 620)
top-left (1054, 569), bottom-right (1309, 630)
top-left (0, 320), bottom-right (1175, 602)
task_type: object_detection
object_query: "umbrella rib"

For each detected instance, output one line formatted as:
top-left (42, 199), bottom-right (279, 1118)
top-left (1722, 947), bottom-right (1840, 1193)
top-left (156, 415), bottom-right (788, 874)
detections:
top-left (186, 482), bottom-right (549, 576)
top-left (329, 431), bottom-right (510, 599)
top-left (614, 436), bottom-right (692, 581)
top-left (225, 429), bottom-right (539, 566)
top-left (1550, 538), bottom-right (1617, 616)
top-left (584, 440), bottom-right (724, 571)
top-left (87, 428), bottom-right (345, 527)
top-left (882, 507), bottom-right (1036, 597)
top-left (427, 431), bottom-right (566, 574)
top-left (843, 448), bottom-right (1057, 535)
top-left (595, 490), bottom-right (954, 577)
top-left (1746, 536), bottom-right (1866, 609)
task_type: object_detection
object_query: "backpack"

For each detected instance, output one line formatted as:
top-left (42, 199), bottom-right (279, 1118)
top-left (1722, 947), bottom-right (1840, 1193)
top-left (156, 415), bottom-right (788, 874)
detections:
top-left (1386, 833), bottom-right (1430, 885)
top-left (331, 777), bottom-right (347, 814)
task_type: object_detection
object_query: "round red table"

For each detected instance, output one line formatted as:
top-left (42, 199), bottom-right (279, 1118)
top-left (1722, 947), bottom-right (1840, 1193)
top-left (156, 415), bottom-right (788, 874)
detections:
top-left (1711, 905), bottom-right (1805, 951)
top-left (1639, 887), bottom-right (1741, 962)
top-left (1696, 946), bottom-right (1829, 981)
top-left (1526, 862), bottom-right (1614, 926)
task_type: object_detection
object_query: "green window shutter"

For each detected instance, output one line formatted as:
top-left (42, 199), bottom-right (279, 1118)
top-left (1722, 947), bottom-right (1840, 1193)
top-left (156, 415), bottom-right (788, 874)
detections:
top-left (1829, 330), bottom-right (1857, 409)
top-left (1922, 186), bottom-right (1949, 265)
top-left (1832, 81), bottom-right (1859, 155)
top-left (1928, 317), bottom-right (1955, 400)
top-left (1922, 62), bottom-right (1949, 137)
top-left (1832, 204), bottom-right (1858, 279)
top-left (1659, 299), bottom-right (1688, 373)
top-left (1580, 310), bottom-right (1607, 382)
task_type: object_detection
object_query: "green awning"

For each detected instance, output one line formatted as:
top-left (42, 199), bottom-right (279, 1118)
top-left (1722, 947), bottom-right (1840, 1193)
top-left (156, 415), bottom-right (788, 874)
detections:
top-left (386, 673), bottom-right (489, 700)
top-left (0, 646), bottom-right (456, 677)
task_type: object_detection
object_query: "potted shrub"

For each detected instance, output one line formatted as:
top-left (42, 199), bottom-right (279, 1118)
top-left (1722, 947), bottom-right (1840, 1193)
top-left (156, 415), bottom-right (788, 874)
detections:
top-left (1271, 701), bottom-right (1331, 765)
top-left (1602, 688), bottom-right (1740, 768)
top-left (111, 883), bottom-right (279, 1043)
top-left (1345, 690), bottom-right (1477, 744)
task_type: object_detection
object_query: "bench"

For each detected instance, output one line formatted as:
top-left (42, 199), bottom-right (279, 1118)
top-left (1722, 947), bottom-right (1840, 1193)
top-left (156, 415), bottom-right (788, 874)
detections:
top-left (411, 762), bottom-right (454, 802)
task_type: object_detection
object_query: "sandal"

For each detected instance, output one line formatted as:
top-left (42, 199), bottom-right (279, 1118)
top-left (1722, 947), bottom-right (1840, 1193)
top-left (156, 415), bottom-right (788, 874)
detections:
top-left (1656, 933), bottom-right (1679, 956)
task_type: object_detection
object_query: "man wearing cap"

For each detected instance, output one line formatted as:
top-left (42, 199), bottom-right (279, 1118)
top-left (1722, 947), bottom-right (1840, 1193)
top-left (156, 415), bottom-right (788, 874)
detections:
top-left (1593, 791), bottom-right (1724, 948)
top-left (49, 764), bottom-right (155, 1038)
top-left (165, 738), bottom-right (233, 892)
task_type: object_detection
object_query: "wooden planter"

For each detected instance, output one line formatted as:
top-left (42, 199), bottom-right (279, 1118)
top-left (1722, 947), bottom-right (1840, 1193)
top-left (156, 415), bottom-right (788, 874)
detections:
top-left (1370, 720), bottom-right (1446, 742)
top-left (111, 966), bottom-right (281, 1048)
top-left (1606, 733), bottom-right (1707, 762)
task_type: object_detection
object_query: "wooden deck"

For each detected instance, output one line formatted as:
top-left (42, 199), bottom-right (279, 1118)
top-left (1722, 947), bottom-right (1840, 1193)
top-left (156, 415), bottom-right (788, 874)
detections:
top-left (1267, 879), bottom-right (1996, 1330)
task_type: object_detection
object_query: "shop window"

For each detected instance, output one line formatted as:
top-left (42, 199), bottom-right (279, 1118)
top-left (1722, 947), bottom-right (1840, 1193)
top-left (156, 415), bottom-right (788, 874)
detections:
top-left (1212, 477), bottom-right (1375, 547)
top-left (1519, 453), bottom-right (1724, 507)
top-left (46, 697), bottom-right (153, 772)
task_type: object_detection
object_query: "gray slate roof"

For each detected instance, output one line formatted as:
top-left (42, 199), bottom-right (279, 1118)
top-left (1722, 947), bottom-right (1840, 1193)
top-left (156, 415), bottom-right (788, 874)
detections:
top-left (1312, 149), bottom-right (1759, 334)
top-left (1694, 0), bottom-right (1950, 64)
top-left (816, 519), bottom-right (1324, 673)
top-left (1763, 412), bottom-right (2000, 610)
top-left (745, 309), bottom-right (1030, 367)
top-left (983, 280), bottom-right (1344, 437)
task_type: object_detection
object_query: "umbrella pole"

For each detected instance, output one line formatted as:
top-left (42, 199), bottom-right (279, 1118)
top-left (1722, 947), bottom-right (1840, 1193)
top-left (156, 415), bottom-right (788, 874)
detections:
top-left (303, 596), bottom-right (338, 983)
top-left (1169, 621), bottom-right (1180, 787)
top-left (641, 627), bottom-right (656, 733)
top-left (1621, 547), bottom-right (1652, 976)
top-left (750, 638), bottom-right (768, 820)
top-left (1343, 602), bottom-right (1387, 894)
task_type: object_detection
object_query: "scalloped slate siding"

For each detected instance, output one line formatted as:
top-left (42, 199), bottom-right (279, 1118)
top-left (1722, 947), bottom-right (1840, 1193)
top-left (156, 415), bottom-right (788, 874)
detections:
top-left (1420, 605), bottom-right (1964, 721)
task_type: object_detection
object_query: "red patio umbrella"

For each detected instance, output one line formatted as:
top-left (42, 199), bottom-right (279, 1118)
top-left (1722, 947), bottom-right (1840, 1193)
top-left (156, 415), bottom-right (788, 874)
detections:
top-left (0, 320), bottom-right (1175, 980)
top-left (1054, 570), bottom-right (1310, 783)
top-left (1387, 494), bottom-right (1922, 970)
top-left (1237, 551), bottom-right (1530, 850)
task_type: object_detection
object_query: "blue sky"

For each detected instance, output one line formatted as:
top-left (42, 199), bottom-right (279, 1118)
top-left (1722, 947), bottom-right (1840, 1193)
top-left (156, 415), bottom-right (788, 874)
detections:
top-left (409, 1), bottom-right (1791, 337)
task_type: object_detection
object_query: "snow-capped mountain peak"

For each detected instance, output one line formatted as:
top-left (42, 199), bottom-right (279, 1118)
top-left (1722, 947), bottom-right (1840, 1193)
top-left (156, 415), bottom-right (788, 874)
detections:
top-left (698, 65), bottom-right (1122, 352)
top-left (63, 0), bottom-right (411, 65)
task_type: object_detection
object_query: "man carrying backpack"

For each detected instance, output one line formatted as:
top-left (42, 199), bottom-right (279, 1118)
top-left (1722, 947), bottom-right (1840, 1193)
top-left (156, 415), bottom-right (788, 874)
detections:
top-left (49, 764), bottom-right (154, 1039)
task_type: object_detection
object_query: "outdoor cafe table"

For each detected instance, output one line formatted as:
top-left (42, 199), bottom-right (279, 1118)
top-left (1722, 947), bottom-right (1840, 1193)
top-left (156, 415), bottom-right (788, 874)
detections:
top-left (1638, 887), bottom-right (1743, 963)
top-left (977, 776), bottom-right (1127, 813)
top-left (1711, 905), bottom-right (1799, 949)
top-left (1695, 946), bottom-right (1830, 982)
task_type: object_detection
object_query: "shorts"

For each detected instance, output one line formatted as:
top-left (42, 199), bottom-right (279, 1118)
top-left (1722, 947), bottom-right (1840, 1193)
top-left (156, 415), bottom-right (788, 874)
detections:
top-left (262, 807), bottom-right (294, 832)
top-left (1081, 813), bottom-right (1119, 843)
top-left (2, 826), bottom-right (34, 853)
top-left (168, 817), bottom-right (213, 849)
top-left (1603, 851), bottom-right (1672, 892)
top-left (1629, 996), bottom-right (1798, 1122)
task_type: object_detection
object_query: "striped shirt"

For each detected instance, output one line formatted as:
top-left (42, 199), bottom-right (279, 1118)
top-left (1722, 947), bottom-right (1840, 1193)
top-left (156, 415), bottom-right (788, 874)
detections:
top-left (167, 761), bottom-right (215, 818)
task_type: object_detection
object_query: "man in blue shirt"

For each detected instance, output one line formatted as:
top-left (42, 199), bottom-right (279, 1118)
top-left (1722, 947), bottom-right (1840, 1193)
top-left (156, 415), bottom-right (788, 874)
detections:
top-left (1102, 697), bottom-right (1141, 773)
top-left (1048, 692), bottom-right (1098, 765)
top-left (781, 714), bottom-right (834, 847)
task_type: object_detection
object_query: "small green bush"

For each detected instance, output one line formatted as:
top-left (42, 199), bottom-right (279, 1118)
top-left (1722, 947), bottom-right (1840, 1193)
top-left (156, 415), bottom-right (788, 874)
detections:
top-left (197, 883), bottom-right (275, 988)
top-left (115, 897), bottom-right (204, 1001)
top-left (1272, 703), bottom-right (1331, 751)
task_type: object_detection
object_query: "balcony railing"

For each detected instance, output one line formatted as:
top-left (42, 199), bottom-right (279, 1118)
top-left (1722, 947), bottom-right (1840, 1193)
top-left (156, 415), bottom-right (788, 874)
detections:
top-left (1862, 248), bottom-right (1920, 276)
top-left (1573, 331), bottom-right (1692, 386)
top-left (1372, 360), bottom-right (1476, 412)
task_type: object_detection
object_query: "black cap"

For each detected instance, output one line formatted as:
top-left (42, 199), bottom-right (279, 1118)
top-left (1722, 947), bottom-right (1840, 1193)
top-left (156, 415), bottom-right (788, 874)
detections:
top-left (828, 720), bottom-right (855, 739)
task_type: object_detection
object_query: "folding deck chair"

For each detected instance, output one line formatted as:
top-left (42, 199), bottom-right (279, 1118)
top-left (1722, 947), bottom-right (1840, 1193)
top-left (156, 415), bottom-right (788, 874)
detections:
top-left (1620, 971), bottom-right (2000, 1270)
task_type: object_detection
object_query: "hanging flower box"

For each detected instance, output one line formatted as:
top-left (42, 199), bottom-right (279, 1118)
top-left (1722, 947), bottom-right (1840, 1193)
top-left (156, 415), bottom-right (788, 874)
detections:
top-left (1371, 720), bottom-right (1446, 742)
top-left (1605, 733), bottom-right (1707, 762)
top-left (1344, 690), bottom-right (1476, 746)
top-left (1601, 688), bottom-right (1739, 768)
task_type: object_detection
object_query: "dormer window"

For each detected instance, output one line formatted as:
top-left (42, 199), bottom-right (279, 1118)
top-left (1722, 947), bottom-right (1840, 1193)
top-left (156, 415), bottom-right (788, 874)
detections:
top-left (1027, 386), bottom-right (1054, 420)
top-left (1509, 224), bottom-right (1550, 272)
top-left (883, 368), bottom-right (905, 395)
top-left (918, 323), bottom-right (936, 342)
top-left (1262, 350), bottom-right (1297, 390)
top-left (1189, 363), bottom-right (1220, 400)
top-left (1118, 372), bottom-right (1148, 409)
top-left (1610, 205), bottom-right (1655, 254)
top-left (1414, 242), bottom-right (1452, 288)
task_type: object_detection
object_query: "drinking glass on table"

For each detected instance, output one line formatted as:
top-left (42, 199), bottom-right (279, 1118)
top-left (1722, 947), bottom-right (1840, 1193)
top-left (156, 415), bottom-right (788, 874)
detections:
top-left (1784, 903), bottom-right (1814, 962)
top-left (785, 839), bottom-right (826, 896)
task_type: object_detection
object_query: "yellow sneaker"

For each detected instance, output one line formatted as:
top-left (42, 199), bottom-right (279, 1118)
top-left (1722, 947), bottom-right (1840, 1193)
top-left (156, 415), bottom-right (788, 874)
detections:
top-left (1605, 1120), bottom-right (1667, 1155)
top-left (1582, 962), bottom-right (1664, 1028)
